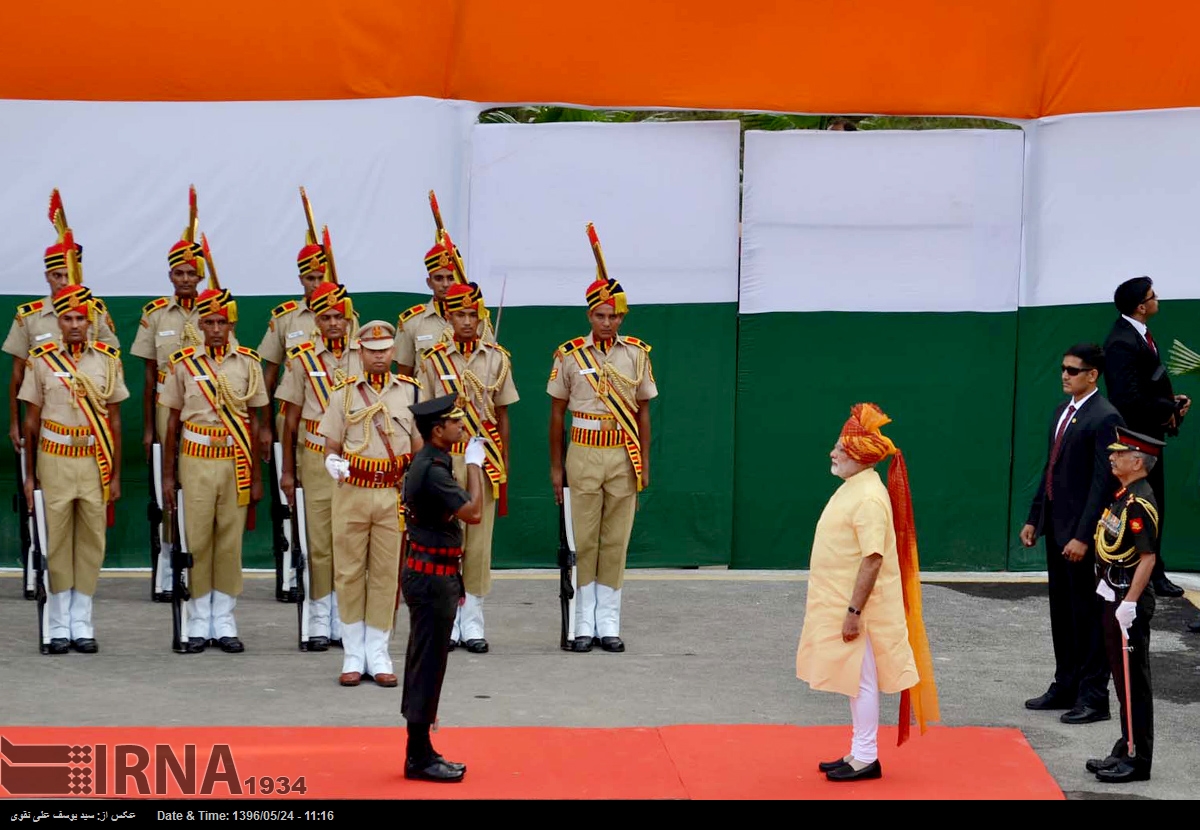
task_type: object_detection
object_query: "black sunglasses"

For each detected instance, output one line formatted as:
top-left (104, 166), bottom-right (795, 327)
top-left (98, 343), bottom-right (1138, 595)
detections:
top-left (1061, 364), bottom-right (1094, 376)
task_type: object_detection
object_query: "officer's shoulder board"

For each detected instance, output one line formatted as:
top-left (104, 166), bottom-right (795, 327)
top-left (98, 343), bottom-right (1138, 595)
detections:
top-left (331, 375), bottom-right (357, 391)
top-left (397, 304), bottom-right (426, 328)
top-left (16, 299), bottom-right (45, 319)
top-left (286, 341), bottom-right (316, 360)
top-left (143, 296), bottom-right (171, 316)
top-left (91, 341), bottom-right (120, 360)
top-left (29, 341), bottom-right (58, 358)
top-left (236, 345), bottom-right (260, 361)
top-left (420, 342), bottom-right (448, 360)
top-left (271, 300), bottom-right (300, 319)
top-left (488, 342), bottom-right (511, 358)
top-left (93, 297), bottom-right (108, 313)
top-left (622, 335), bottom-right (651, 353)
top-left (396, 373), bottom-right (421, 388)
top-left (556, 337), bottom-right (587, 358)
top-left (170, 346), bottom-right (197, 364)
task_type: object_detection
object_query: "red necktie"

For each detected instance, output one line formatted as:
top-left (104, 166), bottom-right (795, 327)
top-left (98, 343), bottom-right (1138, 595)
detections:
top-left (1145, 329), bottom-right (1158, 355)
top-left (1045, 404), bottom-right (1076, 501)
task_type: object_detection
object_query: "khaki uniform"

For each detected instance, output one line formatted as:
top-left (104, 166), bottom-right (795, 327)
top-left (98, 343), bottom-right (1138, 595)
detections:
top-left (3, 296), bottom-right (119, 360)
top-left (258, 298), bottom-right (317, 438)
top-left (276, 339), bottom-right (364, 605)
top-left (417, 341), bottom-right (518, 600)
top-left (159, 345), bottom-right (267, 639)
top-left (18, 338), bottom-right (129, 640)
top-left (393, 301), bottom-right (495, 369)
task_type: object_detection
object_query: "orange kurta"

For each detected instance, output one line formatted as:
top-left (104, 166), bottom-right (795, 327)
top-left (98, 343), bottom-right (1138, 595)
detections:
top-left (796, 468), bottom-right (918, 697)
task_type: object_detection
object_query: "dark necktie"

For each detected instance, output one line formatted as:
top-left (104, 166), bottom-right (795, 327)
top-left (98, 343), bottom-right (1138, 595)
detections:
top-left (1144, 329), bottom-right (1158, 356)
top-left (1045, 404), bottom-right (1076, 501)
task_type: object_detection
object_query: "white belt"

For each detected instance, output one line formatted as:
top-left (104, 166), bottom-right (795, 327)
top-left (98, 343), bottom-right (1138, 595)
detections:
top-left (305, 432), bottom-right (326, 448)
top-left (40, 428), bottom-right (95, 447)
top-left (182, 428), bottom-right (233, 447)
top-left (572, 416), bottom-right (621, 432)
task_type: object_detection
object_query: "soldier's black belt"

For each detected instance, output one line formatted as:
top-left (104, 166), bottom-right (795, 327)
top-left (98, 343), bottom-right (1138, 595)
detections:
top-left (405, 541), bottom-right (463, 576)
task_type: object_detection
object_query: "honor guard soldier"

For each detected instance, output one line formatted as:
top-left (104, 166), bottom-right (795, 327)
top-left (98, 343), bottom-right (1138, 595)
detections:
top-left (6, 190), bottom-right (118, 454)
top-left (19, 274), bottom-right (129, 653)
top-left (401, 393), bottom-right (486, 783)
top-left (548, 224), bottom-right (658, 653)
top-left (277, 279), bottom-right (361, 650)
top-left (1087, 427), bottom-right (1165, 783)
top-left (160, 263), bottom-right (268, 654)
top-left (318, 321), bottom-right (421, 688)
top-left (417, 282), bottom-right (517, 653)
top-left (393, 193), bottom-right (494, 376)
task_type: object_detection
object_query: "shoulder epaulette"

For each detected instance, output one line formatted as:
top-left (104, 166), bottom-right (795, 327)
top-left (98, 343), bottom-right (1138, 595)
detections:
top-left (170, 346), bottom-right (197, 364)
top-left (236, 345), bottom-right (260, 360)
top-left (16, 300), bottom-right (45, 319)
top-left (143, 297), bottom-right (170, 315)
top-left (420, 342), bottom-right (448, 360)
top-left (398, 304), bottom-right (426, 325)
top-left (91, 341), bottom-right (120, 359)
top-left (396, 373), bottom-right (421, 387)
top-left (557, 337), bottom-right (587, 357)
top-left (332, 376), bottom-right (357, 391)
top-left (272, 300), bottom-right (300, 319)
top-left (488, 342), bottom-right (511, 357)
top-left (622, 335), bottom-right (652, 353)
top-left (286, 341), bottom-right (316, 360)
top-left (93, 298), bottom-right (108, 313)
top-left (29, 341), bottom-right (58, 358)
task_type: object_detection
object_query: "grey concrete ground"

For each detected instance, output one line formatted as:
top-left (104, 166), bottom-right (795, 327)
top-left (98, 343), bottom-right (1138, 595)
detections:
top-left (1, 569), bottom-right (1197, 800)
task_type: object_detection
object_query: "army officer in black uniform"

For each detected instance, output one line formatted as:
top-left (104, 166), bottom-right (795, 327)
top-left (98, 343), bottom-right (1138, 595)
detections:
top-left (400, 393), bottom-right (485, 783)
top-left (1087, 426), bottom-right (1164, 784)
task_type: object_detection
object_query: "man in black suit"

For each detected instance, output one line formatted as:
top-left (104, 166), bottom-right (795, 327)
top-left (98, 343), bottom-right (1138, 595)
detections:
top-left (1022, 344), bottom-right (1124, 724)
top-left (1102, 276), bottom-right (1191, 600)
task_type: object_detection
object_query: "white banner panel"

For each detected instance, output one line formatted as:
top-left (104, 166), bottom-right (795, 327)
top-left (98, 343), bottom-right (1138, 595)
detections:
top-left (467, 121), bottom-right (741, 307)
top-left (739, 130), bottom-right (1025, 314)
top-left (0, 97), bottom-right (481, 296)
top-left (1022, 109), bottom-right (1200, 307)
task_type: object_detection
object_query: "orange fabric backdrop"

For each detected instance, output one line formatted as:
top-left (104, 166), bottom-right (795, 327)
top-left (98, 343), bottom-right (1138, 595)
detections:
top-left (3, 1), bottom-right (1199, 116)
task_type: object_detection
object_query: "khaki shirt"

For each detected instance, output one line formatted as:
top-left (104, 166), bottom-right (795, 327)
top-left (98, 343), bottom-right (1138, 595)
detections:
top-left (276, 339), bottom-right (365, 422)
top-left (4, 296), bottom-right (119, 359)
top-left (159, 346), bottom-right (268, 427)
top-left (18, 340), bottom-right (130, 427)
top-left (257, 298), bottom-right (317, 367)
top-left (417, 341), bottom-right (519, 421)
top-left (393, 300), bottom-right (495, 367)
top-left (546, 333), bottom-right (658, 416)
top-left (317, 375), bottom-right (421, 461)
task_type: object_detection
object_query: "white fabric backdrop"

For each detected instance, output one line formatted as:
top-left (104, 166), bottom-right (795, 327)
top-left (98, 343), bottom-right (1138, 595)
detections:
top-left (466, 121), bottom-right (742, 307)
top-left (0, 97), bottom-right (482, 297)
top-left (739, 129), bottom-right (1025, 314)
top-left (1021, 109), bottom-right (1200, 307)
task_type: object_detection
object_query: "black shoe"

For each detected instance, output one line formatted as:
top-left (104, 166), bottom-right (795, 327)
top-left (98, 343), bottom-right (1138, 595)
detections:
top-left (600, 636), bottom-right (625, 653)
top-left (1151, 576), bottom-right (1184, 598)
top-left (1060, 705), bottom-right (1111, 725)
top-left (404, 758), bottom-right (465, 783)
top-left (1085, 755), bottom-right (1123, 774)
top-left (330, 638), bottom-right (343, 649)
top-left (153, 591), bottom-right (173, 603)
top-left (218, 637), bottom-right (245, 654)
top-left (1187, 618), bottom-right (1200, 633)
top-left (818, 757), bottom-right (851, 773)
top-left (571, 637), bottom-right (593, 653)
top-left (306, 636), bottom-right (330, 652)
top-left (71, 638), bottom-right (98, 654)
top-left (1096, 759), bottom-right (1150, 783)
top-left (184, 637), bottom-right (207, 654)
top-left (433, 754), bottom-right (467, 773)
top-left (47, 638), bottom-right (70, 655)
top-left (447, 639), bottom-right (459, 651)
top-left (826, 759), bottom-right (882, 781)
top-left (463, 639), bottom-right (489, 654)
top-left (1024, 688), bottom-right (1073, 710)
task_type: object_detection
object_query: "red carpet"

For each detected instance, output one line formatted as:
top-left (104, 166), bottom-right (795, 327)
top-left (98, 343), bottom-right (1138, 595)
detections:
top-left (0, 725), bottom-right (1061, 800)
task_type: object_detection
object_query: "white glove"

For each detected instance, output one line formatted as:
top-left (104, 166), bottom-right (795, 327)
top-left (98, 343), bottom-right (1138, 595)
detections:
top-left (324, 454), bottom-right (350, 481)
top-left (464, 436), bottom-right (487, 468)
top-left (1115, 600), bottom-right (1137, 635)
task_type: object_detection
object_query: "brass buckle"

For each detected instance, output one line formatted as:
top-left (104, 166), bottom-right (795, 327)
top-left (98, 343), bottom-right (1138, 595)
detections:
top-left (70, 434), bottom-right (91, 447)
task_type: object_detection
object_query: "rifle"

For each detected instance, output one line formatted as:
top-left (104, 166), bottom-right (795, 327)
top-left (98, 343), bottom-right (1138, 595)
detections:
top-left (16, 441), bottom-right (35, 600)
top-left (558, 486), bottom-right (578, 651)
top-left (165, 488), bottom-right (192, 653)
top-left (291, 485), bottom-right (311, 651)
top-left (149, 443), bottom-right (172, 601)
top-left (31, 490), bottom-right (49, 654)
top-left (271, 441), bottom-right (298, 602)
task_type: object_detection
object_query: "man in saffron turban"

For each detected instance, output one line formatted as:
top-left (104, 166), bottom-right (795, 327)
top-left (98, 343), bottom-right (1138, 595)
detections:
top-left (796, 403), bottom-right (939, 781)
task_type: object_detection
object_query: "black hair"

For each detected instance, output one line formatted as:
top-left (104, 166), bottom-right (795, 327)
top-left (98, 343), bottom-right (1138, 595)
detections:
top-left (1063, 343), bottom-right (1105, 374)
top-left (1113, 276), bottom-right (1153, 316)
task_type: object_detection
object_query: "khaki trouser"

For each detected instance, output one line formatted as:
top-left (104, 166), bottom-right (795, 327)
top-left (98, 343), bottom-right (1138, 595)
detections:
top-left (179, 454), bottom-right (246, 598)
top-left (155, 402), bottom-right (170, 446)
top-left (450, 454), bottom-right (496, 597)
top-left (37, 454), bottom-right (106, 596)
top-left (298, 446), bottom-right (334, 601)
top-left (565, 442), bottom-right (637, 589)
top-left (332, 484), bottom-right (401, 631)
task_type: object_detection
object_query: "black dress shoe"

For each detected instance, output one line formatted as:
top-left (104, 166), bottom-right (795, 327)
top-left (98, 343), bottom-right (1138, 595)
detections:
top-left (1151, 576), bottom-right (1184, 598)
top-left (1060, 705), bottom-right (1111, 725)
top-left (306, 636), bottom-right (330, 652)
top-left (1187, 618), bottom-right (1200, 633)
top-left (1085, 755), bottom-right (1123, 774)
top-left (463, 639), bottom-right (489, 654)
top-left (600, 636), bottom-right (625, 653)
top-left (404, 758), bottom-right (465, 783)
top-left (447, 640), bottom-right (459, 651)
top-left (433, 754), bottom-right (467, 773)
top-left (330, 638), bottom-right (343, 649)
top-left (571, 637), bottom-right (593, 653)
top-left (184, 637), bottom-right (207, 654)
top-left (1025, 688), bottom-right (1073, 710)
top-left (826, 759), bottom-right (882, 781)
top-left (1095, 759), bottom-right (1150, 783)
top-left (71, 638), bottom-right (98, 654)
top-left (818, 757), bottom-right (851, 773)
top-left (47, 638), bottom-right (70, 655)
top-left (218, 637), bottom-right (245, 654)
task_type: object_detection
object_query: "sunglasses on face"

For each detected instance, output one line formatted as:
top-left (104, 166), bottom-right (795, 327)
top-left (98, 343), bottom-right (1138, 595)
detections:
top-left (1061, 364), bottom-right (1093, 376)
